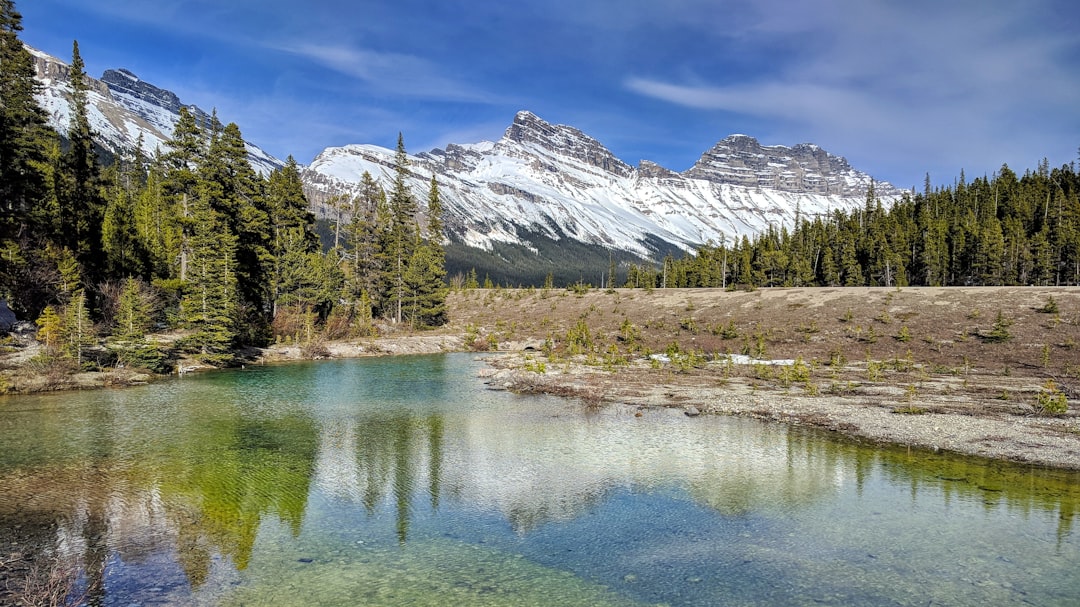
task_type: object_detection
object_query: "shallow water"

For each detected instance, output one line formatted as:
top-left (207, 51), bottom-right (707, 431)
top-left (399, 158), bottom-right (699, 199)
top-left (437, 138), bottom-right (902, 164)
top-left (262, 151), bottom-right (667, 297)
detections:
top-left (1, 353), bottom-right (1079, 606)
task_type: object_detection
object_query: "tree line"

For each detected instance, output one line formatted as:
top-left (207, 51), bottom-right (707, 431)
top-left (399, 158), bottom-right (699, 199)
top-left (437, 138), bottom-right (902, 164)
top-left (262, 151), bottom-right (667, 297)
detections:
top-left (1, 1), bottom-right (446, 369)
top-left (627, 161), bottom-right (1080, 290)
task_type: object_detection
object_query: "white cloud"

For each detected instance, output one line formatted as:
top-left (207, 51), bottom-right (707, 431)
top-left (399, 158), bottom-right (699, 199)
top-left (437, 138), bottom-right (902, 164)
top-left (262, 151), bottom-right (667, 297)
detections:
top-left (624, 0), bottom-right (1080, 186)
top-left (273, 42), bottom-right (495, 103)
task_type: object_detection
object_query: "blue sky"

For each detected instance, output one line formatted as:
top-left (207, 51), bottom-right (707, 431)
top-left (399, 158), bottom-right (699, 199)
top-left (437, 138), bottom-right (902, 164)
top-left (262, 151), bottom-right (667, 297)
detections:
top-left (20, 0), bottom-right (1080, 190)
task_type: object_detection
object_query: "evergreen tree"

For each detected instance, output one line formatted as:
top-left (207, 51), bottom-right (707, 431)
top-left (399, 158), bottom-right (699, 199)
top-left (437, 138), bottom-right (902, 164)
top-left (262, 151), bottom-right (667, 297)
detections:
top-left (380, 134), bottom-right (418, 323)
top-left (268, 156), bottom-right (318, 317)
top-left (112, 276), bottom-right (153, 341)
top-left (162, 107), bottom-right (205, 281)
top-left (180, 193), bottom-right (239, 364)
top-left (202, 122), bottom-right (273, 343)
top-left (57, 40), bottom-right (107, 281)
top-left (62, 290), bottom-right (95, 368)
top-left (402, 175), bottom-right (448, 328)
top-left (101, 152), bottom-right (149, 277)
top-left (0, 0), bottom-right (53, 244)
top-left (0, 1), bottom-right (59, 315)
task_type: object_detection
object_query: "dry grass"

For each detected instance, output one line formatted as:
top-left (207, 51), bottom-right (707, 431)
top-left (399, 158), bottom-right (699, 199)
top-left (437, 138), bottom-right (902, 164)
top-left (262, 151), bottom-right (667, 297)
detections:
top-left (446, 286), bottom-right (1080, 417)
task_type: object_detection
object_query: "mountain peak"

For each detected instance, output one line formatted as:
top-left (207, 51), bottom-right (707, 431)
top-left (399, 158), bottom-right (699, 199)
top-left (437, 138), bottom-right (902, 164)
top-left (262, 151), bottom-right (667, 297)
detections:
top-left (502, 110), bottom-right (632, 176)
top-left (101, 68), bottom-right (208, 124)
top-left (684, 134), bottom-right (895, 197)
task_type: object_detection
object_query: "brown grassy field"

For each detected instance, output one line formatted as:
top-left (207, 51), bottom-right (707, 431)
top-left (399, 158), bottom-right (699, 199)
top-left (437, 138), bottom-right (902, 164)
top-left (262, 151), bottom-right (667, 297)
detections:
top-left (447, 285), bottom-right (1080, 387)
top-left (444, 286), bottom-right (1080, 468)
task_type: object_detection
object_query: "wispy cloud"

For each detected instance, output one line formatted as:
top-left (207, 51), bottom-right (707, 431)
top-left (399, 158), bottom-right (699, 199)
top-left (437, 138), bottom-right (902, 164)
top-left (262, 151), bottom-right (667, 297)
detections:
top-left (272, 42), bottom-right (495, 103)
top-left (624, 0), bottom-right (1080, 185)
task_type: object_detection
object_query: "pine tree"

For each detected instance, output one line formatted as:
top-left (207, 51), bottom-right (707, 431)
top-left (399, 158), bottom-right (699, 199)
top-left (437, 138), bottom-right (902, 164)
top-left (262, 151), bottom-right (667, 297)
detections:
top-left (268, 156), bottom-right (318, 317)
top-left (57, 40), bottom-right (107, 281)
top-left (0, 0), bottom-right (53, 244)
top-left (62, 290), bottom-right (95, 368)
top-left (181, 196), bottom-right (239, 364)
top-left (112, 276), bottom-right (153, 341)
top-left (162, 107), bottom-right (205, 281)
top-left (402, 175), bottom-right (447, 328)
top-left (202, 122), bottom-right (273, 343)
top-left (380, 134), bottom-right (418, 323)
top-left (35, 304), bottom-right (63, 352)
top-left (101, 153), bottom-right (149, 277)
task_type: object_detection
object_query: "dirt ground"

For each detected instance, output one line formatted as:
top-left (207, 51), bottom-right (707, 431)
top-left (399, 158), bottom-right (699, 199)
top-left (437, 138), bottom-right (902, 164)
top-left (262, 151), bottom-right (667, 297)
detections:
top-left (445, 286), bottom-right (1080, 470)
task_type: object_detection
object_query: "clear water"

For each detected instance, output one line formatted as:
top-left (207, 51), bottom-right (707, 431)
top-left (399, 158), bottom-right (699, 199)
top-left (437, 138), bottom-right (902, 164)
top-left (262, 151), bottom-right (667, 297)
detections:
top-left (1, 353), bottom-right (1078, 606)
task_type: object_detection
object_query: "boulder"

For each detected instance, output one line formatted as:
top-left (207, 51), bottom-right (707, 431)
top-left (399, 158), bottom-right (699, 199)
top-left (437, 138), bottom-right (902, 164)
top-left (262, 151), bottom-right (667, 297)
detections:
top-left (0, 300), bottom-right (16, 333)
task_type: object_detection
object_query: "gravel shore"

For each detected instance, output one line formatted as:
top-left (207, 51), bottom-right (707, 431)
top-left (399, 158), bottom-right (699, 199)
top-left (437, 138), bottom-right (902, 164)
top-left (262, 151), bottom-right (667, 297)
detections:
top-left (481, 354), bottom-right (1080, 471)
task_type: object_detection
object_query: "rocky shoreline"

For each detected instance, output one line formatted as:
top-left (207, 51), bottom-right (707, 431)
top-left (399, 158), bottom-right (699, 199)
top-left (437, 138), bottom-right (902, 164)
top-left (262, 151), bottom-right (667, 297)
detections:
top-left (478, 352), bottom-right (1080, 471)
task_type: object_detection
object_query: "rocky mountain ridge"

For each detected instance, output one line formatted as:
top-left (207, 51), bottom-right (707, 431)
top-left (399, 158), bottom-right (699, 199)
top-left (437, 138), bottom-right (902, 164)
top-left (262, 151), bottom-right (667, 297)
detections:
top-left (302, 110), bottom-right (901, 262)
top-left (28, 45), bottom-right (281, 174)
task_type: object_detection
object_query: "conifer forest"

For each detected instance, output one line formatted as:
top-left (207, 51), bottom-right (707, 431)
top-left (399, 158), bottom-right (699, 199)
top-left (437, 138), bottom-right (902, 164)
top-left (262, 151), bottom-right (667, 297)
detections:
top-left (1, 2), bottom-right (446, 369)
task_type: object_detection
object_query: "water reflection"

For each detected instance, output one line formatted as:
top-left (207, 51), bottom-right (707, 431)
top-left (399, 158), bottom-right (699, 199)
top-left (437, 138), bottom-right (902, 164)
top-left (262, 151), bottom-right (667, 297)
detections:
top-left (1, 354), bottom-right (1079, 606)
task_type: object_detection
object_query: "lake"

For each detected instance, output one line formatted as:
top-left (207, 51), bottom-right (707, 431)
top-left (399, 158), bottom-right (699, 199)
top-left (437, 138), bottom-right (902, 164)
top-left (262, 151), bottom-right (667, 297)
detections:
top-left (1, 353), bottom-right (1079, 606)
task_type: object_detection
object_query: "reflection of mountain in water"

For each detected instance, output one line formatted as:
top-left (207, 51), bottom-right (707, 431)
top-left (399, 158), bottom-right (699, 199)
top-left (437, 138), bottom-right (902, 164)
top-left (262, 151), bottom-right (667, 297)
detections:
top-left (307, 407), bottom-right (845, 536)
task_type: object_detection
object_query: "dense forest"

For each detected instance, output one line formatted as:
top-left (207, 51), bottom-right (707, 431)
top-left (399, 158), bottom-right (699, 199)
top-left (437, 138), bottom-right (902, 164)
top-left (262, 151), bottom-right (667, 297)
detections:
top-left (634, 162), bottom-right (1080, 290)
top-left (0, 1), bottom-right (446, 369)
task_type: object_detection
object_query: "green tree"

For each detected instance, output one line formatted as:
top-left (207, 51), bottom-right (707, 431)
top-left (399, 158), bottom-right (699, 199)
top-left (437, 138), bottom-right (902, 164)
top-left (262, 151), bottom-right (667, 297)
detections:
top-left (379, 134), bottom-right (418, 323)
top-left (180, 185), bottom-right (239, 364)
top-left (62, 290), bottom-right (95, 368)
top-left (112, 276), bottom-right (154, 341)
top-left (101, 153), bottom-right (149, 277)
top-left (401, 175), bottom-right (448, 328)
top-left (0, 0), bottom-right (54, 244)
top-left (56, 40), bottom-right (107, 281)
top-left (202, 122), bottom-right (273, 344)
top-left (162, 107), bottom-right (205, 282)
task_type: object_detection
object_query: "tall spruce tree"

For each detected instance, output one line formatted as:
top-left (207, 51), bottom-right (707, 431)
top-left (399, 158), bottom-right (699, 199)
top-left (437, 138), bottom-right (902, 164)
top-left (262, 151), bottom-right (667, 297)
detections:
top-left (403, 175), bottom-right (447, 328)
top-left (58, 40), bottom-right (106, 282)
top-left (0, 0), bottom-right (53, 244)
top-left (0, 0), bottom-right (58, 315)
top-left (380, 134), bottom-right (417, 323)
top-left (162, 107), bottom-right (205, 282)
top-left (341, 171), bottom-right (384, 325)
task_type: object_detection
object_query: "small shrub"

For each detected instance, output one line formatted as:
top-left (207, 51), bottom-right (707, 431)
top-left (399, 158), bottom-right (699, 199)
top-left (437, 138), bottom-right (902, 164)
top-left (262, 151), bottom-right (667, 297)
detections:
top-left (984, 310), bottom-right (1013, 343)
top-left (780, 357), bottom-right (812, 386)
top-left (567, 281), bottom-right (590, 296)
top-left (523, 356), bottom-right (547, 374)
top-left (679, 317), bottom-right (698, 334)
top-left (828, 349), bottom-right (847, 369)
top-left (895, 325), bottom-right (912, 342)
top-left (866, 360), bottom-right (884, 381)
top-left (1038, 296), bottom-right (1059, 314)
top-left (712, 320), bottom-right (739, 339)
top-left (1035, 379), bottom-right (1068, 415)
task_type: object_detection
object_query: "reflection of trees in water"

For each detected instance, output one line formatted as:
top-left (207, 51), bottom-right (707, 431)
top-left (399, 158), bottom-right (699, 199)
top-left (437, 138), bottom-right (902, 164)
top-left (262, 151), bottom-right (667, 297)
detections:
top-left (160, 412), bottom-right (319, 584)
top-left (344, 413), bottom-right (446, 543)
top-left (865, 443), bottom-right (1080, 545)
top-left (0, 406), bottom-right (320, 595)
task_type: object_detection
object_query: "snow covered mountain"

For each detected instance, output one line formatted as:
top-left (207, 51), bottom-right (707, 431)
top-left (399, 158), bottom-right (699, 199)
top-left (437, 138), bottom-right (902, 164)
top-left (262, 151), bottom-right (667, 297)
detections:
top-left (28, 45), bottom-right (282, 175)
top-left (302, 110), bottom-right (902, 265)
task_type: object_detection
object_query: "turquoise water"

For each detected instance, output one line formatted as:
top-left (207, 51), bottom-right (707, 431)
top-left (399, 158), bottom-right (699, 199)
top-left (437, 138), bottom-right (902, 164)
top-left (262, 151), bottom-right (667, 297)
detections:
top-left (1, 353), bottom-right (1079, 605)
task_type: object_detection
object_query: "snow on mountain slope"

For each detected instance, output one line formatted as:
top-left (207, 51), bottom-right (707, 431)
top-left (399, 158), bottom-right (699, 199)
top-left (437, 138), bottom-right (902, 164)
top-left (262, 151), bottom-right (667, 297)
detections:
top-left (28, 46), bottom-right (282, 175)
top-left (302, 111), bottom-right (902, 259)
